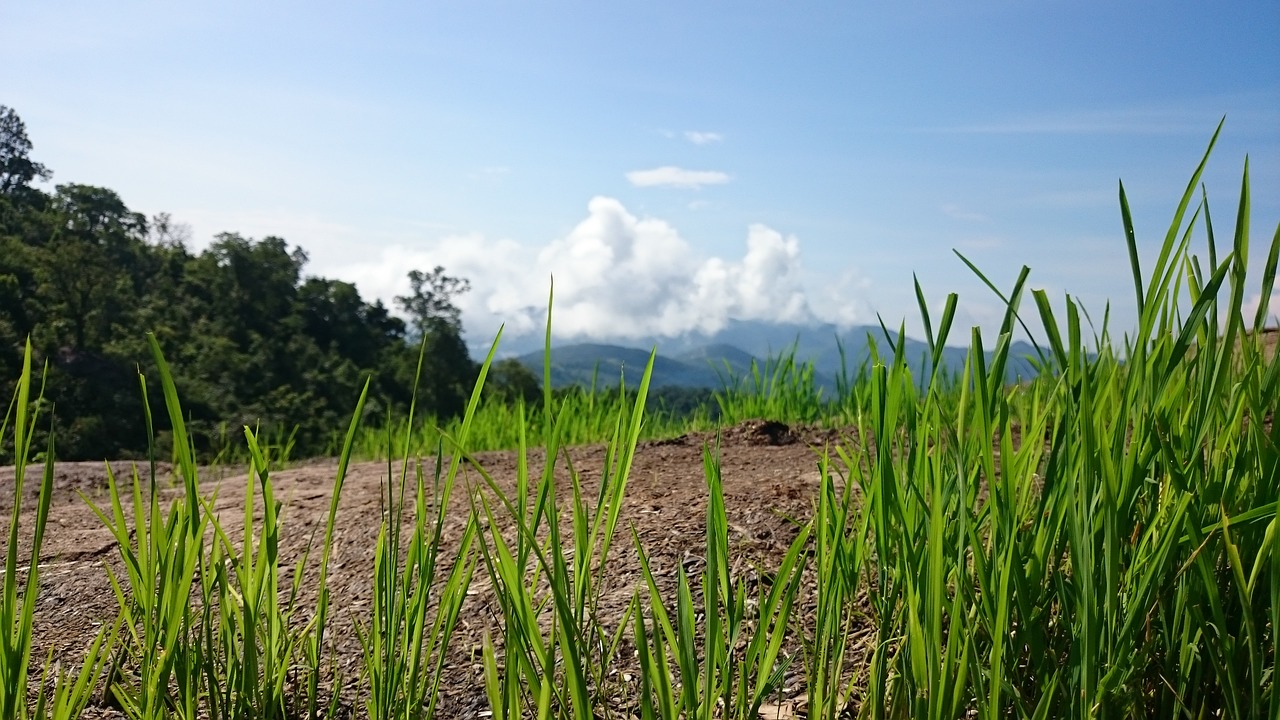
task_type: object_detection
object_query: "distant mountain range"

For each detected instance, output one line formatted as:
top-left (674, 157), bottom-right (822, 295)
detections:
top-left (490, 320), bottom-right (1044, 391)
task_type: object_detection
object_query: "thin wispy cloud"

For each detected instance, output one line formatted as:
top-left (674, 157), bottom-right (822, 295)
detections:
top-left (956, 236), bottom-right (1005, 251)
top-left (1022, 189), bottom-right (1115, 209)
top-left (174, 207), bottom-right (361, 254)
top-left (919, 109), bottom-right (1217, 136)
top-left (626, 166), bottom-right (731, 189)
top-left (940, 203), bottom-right (988, 222)
top-left (468, 165), bottom-right (511, 181)
top-left (684, 130), bottom-right (723, 145)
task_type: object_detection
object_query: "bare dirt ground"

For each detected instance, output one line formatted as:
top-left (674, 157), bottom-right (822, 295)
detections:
top-left (6, 420), bottom-right (856, 719)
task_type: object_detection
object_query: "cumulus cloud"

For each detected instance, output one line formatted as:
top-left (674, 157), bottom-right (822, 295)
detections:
top-left (684, 130), bottom-right (723, 145)
top-left (626, 166), bottom-right (731, 189)
top-left (1244, 290), bottom-right (1280, 328)
top-left (342, 197), bottom-right (867, 342)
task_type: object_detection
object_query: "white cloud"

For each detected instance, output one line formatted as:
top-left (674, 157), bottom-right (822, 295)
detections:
top-left (469, 165), bottom-right (511, 180)
top-left (684, 130), bottom-right (723, 145)
top-left (956, 236), bottom-right (1005, 251)
top-left (940, 203), bottom-right (988, 222)
top-left (954, 299), bottom-right (1007, 332)
top-left (342, 197), bottom-right (868, 342)
top-left (172, 207), bottom-right (363, 255)
top-left (1243, 290), bottom-right (1280, 328)
top-left (626, 166), bottom-right (731, 189)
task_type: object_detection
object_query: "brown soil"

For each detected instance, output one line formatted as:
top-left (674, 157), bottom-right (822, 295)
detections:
top-left (6, 420), bottom-right (856, 719)
top-left (1261, 326), bottom-right (1279, 359)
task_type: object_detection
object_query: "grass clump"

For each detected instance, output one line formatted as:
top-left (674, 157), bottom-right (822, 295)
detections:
top-left (838, 120), bottom-right (1278, 716)
top-left (2, 342), bottom-right (116, 720)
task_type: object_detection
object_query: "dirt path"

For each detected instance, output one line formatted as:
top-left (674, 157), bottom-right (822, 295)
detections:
top-left (8, 420), bottom-right (851, 718)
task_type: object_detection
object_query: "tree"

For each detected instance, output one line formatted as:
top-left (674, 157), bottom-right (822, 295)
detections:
top-left (485, 358), bottom-right (541, 405)
top-left (34, 185), bottom-right (150, 350)
top-left (148, 212), bottom-right (192, 249)
top-left (395, 266), bottom-right (470, 339)
top-left (0, 105), bottom-right (51, 196)
top-left (395, 266), bottom-right (477, 419)
top-left (51, 184), bottom-right (147, 239)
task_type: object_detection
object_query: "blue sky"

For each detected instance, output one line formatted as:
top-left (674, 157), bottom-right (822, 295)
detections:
top-left (4, 1), bottom-right (1278, 347)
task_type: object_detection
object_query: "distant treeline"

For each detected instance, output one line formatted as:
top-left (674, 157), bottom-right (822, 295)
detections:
top-left (0, 104), bottom-right (549, 461)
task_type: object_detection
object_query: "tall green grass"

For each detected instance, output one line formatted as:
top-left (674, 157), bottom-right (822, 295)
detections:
top-left (713, 345), bottom-right (835, 425)
top-left (2, 342), bottom-right (116, 720)
top-left (357, 337), bottom-right (479, 720)
top-left (351, 383), bottom-right (713, 462)
top-left (1, 341), bottom-right (50, 720)
top-left (83, 335), bottom-right (373, 719)
top-left (629, 444), bottom-right (812, 720)
top-left (6, 127), bottom-right (1276, 718)
top-left (838, 121), bottom-right (1278, 716)
top-left (465, 295), bottom-right (653, 720)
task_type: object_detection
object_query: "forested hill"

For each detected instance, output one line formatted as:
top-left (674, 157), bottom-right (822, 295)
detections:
top-left (2, 104), bottom-right (1042, 463)
top-left (0, 105), bottom-right (504, 461)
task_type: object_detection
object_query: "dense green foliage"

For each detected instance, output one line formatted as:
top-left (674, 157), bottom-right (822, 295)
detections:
top-left (0, 105), bottom-right (486, 461)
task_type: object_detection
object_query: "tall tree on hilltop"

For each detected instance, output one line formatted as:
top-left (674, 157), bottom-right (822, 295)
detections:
top-left (36, 184), bottom-right (150, 351)
top-left (396, 266), bottom-right (470, 338)
top-left (395, 266), bottom-right (478, 419)
top-left (0, 105), bottom-right (51, 196)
